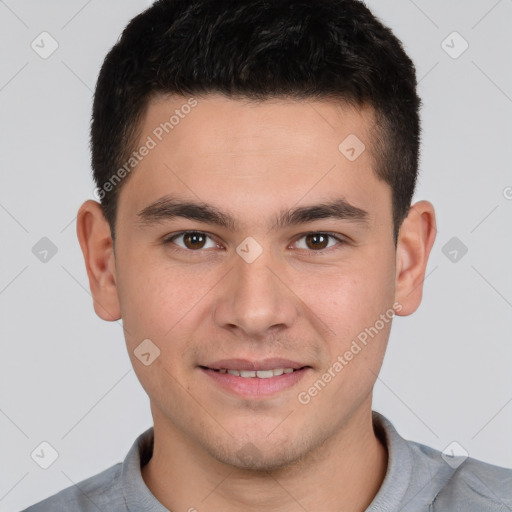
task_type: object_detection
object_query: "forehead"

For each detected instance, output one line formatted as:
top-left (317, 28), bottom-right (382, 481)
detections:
top-left (118, 93), bottom-right (390, 231)
top-left (142, 92), bottom-right (377, 156)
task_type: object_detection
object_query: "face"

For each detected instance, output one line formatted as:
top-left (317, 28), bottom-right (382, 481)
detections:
top-left (83, 93), bottom-right (430, 471)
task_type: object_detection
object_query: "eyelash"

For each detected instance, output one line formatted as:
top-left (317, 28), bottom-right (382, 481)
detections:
top-left (162, 231), bottom-right (347, 256)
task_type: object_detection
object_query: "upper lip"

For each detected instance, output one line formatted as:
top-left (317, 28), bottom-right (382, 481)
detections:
top-left (201, 358), bottom-right (308, 371)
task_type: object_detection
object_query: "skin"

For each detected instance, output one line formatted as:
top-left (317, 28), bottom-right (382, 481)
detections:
top-left (77, 93), bottom-right (436, 512)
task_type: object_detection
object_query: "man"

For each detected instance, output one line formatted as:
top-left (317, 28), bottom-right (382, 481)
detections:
top-left (24, 0), bottom-right (512, 510)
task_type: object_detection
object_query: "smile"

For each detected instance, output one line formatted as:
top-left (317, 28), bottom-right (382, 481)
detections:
top-left (210, 368), bottom-right (298, 378)
top-left (200, 366), bottom-right (310, 398)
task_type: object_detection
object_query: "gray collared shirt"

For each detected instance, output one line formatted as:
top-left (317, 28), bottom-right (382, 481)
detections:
top-left (22, 411), bottom-right (512, 511)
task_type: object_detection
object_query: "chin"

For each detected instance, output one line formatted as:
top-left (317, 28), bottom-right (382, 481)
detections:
top-left (203, 437), bottom-right (309, 473)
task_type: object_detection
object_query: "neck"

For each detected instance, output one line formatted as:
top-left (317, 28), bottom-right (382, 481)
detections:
top-left (141, 402), bottom-right (388, 512)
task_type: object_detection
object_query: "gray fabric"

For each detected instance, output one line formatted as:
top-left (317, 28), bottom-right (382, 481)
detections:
top-left (22, 412), bottom-right (512, 511)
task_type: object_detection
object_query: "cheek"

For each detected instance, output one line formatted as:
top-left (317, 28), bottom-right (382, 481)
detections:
top-left (116, 261), bottom-right (202, 396)
top-left (116, 251), bottom-right (172, 342)
top-left (300, 247), bottom-right (396, 359)
top-left (308, 264), bottom-right (394, 331)
top-left (301, 268), bottom-right (395, 409)
top-left (116, 252), bottom-right (216, 354)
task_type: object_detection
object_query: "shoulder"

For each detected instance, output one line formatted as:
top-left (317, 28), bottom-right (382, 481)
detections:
top-left (432, 455), bottom-right (512, 511)
top-left (372, 412), bottom-right (512, 511)
top-left (22, 463), bottom-right (125, 512)
top-left (22, 426), bottom-right (155, 512)
top-left (407, 439), bottom-right (512, 511)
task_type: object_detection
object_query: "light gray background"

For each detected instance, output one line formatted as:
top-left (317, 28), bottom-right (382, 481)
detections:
top-left (1, 1), bottom-right (511, 510)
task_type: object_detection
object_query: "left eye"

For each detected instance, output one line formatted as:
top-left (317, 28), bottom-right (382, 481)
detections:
top-left (293, 232), bottom-right (343, 251)
top-left (164, 231), bottom-right (344, 252)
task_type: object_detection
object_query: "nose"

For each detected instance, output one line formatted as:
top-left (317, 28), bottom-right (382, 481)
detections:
top-left (212, 248), bottom-right (298, 340)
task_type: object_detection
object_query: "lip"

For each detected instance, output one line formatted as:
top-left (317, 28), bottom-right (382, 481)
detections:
top-left (199, 365), bottom-right (310, 398)
top-left (202, 358), bottom-right (307, 371)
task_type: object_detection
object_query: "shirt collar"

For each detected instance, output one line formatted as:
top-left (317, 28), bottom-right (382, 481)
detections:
top-left (121, 412), bottom-right (418, 511)
top-left (365, 411), bottom-right (414, 511)
top-left (121, 426), bottom-right (169, 511)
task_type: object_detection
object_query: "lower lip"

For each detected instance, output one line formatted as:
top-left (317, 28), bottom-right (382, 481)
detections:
top-left (200, 367), bottom-right (309, 398)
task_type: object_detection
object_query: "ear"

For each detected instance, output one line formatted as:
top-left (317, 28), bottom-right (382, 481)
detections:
top-left (394, 200), bottom-right (437, 316)
top-left (76, 200), bottom-right (121, 321)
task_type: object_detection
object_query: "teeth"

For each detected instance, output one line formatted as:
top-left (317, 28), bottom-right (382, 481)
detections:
top-left (219, 368), bottom-right (297, 378)
top-left (256, 370), bottom-right (274, 379)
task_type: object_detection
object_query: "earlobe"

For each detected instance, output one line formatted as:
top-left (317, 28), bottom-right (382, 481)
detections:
top-left (76, 200), bottom-right (121, 321)
top-left (394, 200), bottom-right (437, 316)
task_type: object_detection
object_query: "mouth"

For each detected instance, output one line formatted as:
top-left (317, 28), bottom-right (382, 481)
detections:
top-left (200, 366), bottom-right (307, 378)
top-left (198, 359), bottom-right (311, 398)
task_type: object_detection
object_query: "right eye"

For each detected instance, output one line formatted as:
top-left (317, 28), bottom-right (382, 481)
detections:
top-left (163, 231), bottom-right (222, 252)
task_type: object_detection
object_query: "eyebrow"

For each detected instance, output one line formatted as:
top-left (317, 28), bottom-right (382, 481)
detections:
top-left (135, 194), bottom-right (369, 231)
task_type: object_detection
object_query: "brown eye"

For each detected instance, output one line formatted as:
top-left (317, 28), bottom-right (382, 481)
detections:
top-left (183, 232), bottom-right (207, 250)
top-left (293, 232), bottom-right (345, 253)
top-left (304, 233), bottom-right (329, 250)
top-left (166, 231), bottom-right (218, 251)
